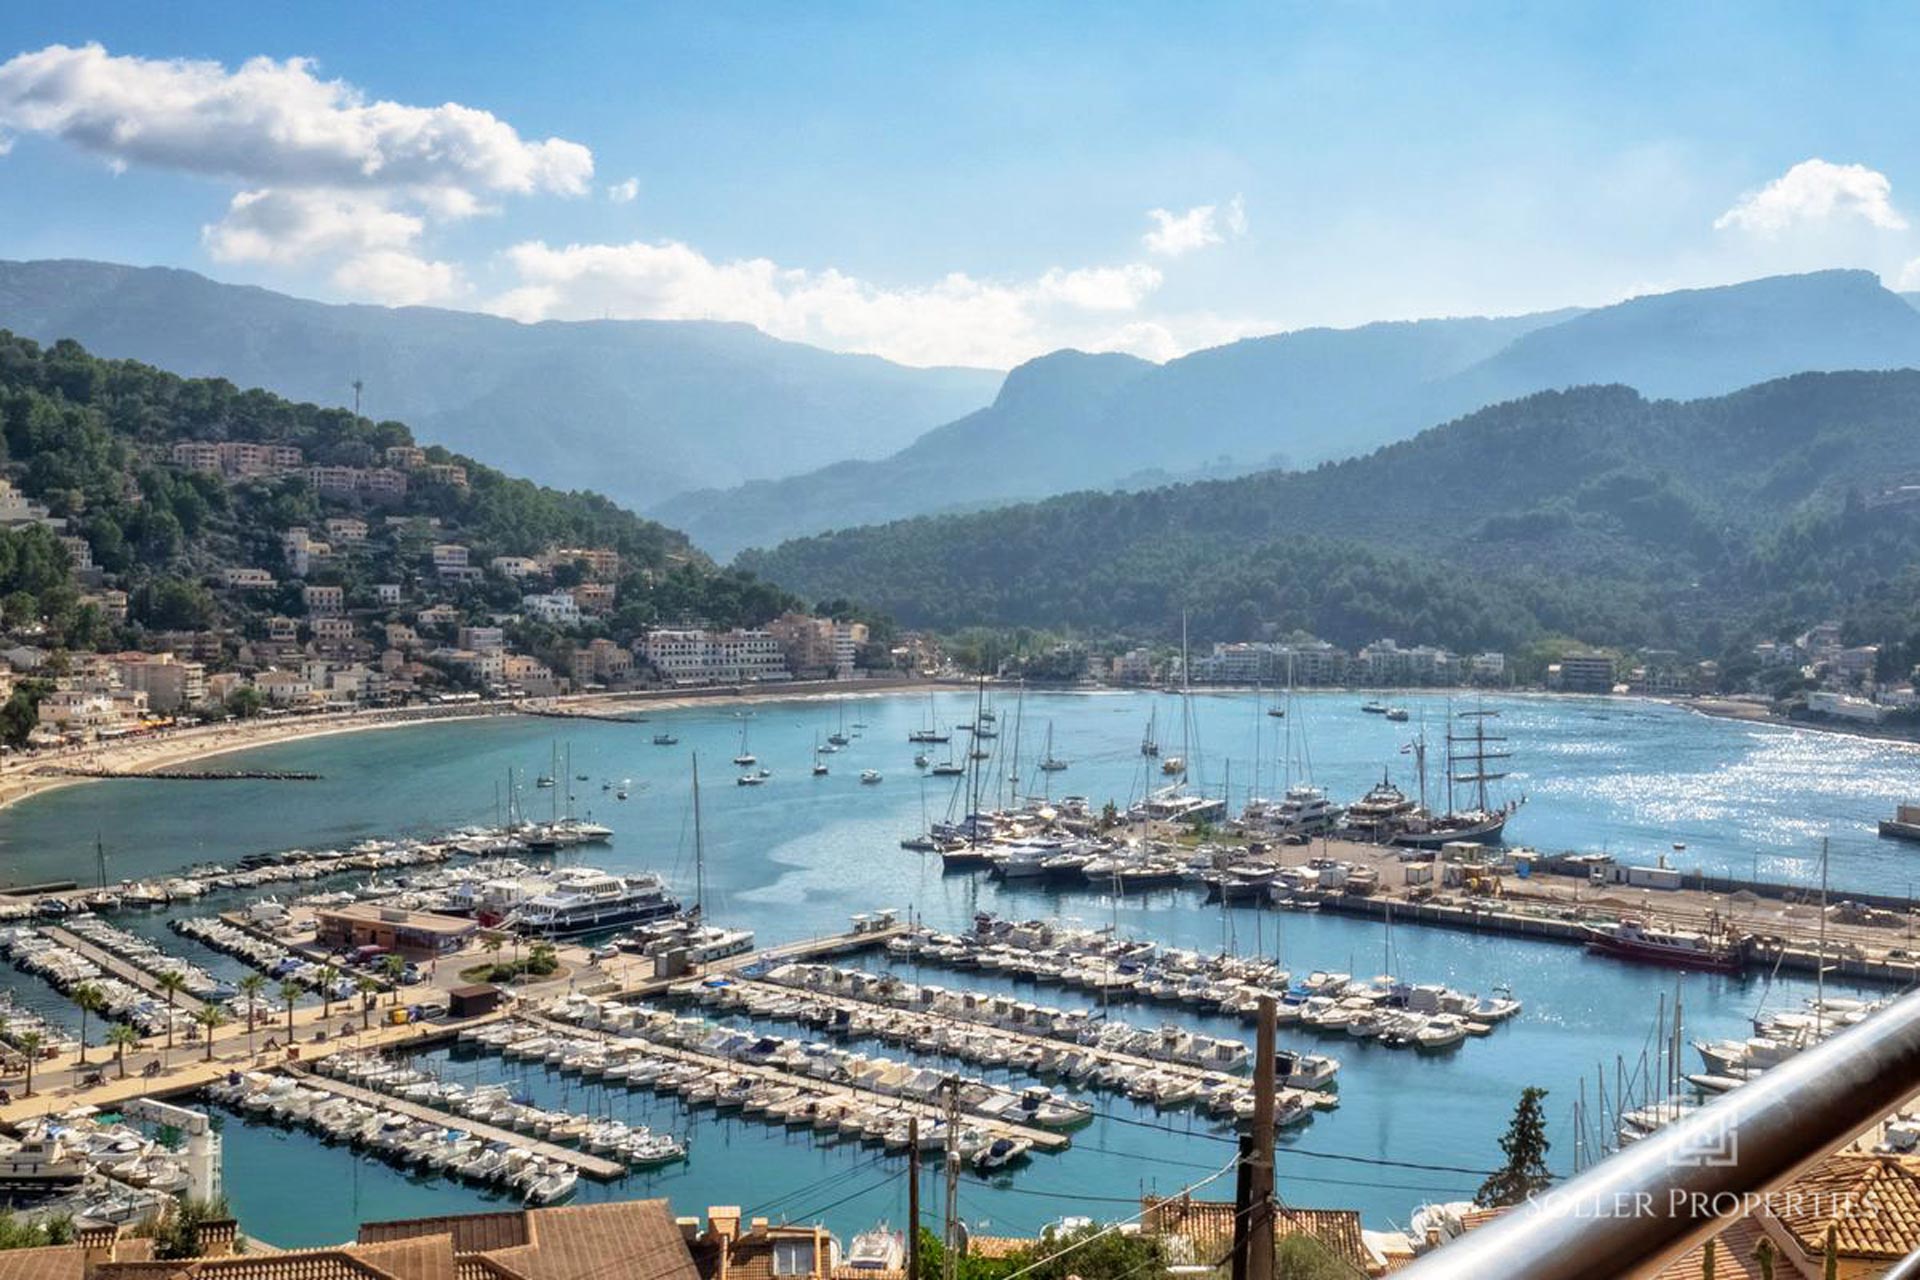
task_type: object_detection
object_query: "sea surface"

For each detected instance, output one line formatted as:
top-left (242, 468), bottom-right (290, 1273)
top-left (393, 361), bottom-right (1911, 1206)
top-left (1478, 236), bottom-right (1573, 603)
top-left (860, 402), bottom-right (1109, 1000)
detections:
top-left (1, 689), bottom-right (1914, 1246)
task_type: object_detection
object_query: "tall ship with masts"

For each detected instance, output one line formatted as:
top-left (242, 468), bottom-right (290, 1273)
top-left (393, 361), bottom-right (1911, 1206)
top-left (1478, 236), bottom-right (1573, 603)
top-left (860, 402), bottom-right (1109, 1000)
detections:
top-left (1389, 708), bottom-right (1525, 848)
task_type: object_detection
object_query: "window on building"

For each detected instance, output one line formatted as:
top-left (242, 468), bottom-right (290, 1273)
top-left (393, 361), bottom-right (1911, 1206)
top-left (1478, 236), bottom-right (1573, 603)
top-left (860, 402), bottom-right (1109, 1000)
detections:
top-left (772, 1240), bottom-right (813, 1276)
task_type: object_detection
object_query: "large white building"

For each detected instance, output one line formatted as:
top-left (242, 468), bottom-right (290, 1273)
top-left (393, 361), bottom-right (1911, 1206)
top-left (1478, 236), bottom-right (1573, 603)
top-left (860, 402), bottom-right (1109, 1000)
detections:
top-left (521, 592), bottom-right (582, 626)
top-left (640, 627), bottom-right (791, 685)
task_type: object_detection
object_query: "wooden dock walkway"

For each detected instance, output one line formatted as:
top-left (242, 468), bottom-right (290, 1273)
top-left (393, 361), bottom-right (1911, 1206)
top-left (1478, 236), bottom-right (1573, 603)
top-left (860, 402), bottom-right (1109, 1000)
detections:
top-left (284, 1064), bottom-right (629, 1180)
top-left (716, 974), bottom-right (1319, 1101)
top-left (40, 925), bottom-right (208, 1014)
top-left (607, 923), bottom-right (907, 998)
top-left (520, 1012), bottom-right (1070, 1153)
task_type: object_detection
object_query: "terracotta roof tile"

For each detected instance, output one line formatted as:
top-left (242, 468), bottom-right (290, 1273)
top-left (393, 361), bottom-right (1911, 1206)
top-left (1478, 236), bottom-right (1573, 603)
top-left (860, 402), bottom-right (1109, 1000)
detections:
top-left (963, 1237), bottom-right (1033, 1261)
top-left (1653, 1217), bottom-right (1769, 1280)
top-left (0, 1244), bottom-right (84, 1280)
top-left (359, 1215), bottom-right (530, 1256)
top-left (1139, 1197), bottom-right (1371, 1275)
top-left (515, 1201), bottom-right (699, 1280)
top-left (1770, 1153), bottom-right (1920, 1261)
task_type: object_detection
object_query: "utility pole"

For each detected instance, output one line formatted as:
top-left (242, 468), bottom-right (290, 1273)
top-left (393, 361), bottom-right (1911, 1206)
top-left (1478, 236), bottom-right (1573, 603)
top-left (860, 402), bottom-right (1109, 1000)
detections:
top-left (1246, 996), bottom-right (1277, 1280)
top-left (1230, 1133), bottom-right (1255, 1280)
top-left (908, 1117), bottom-right (922, 1280)
top-left (943, 1078), bottom-right (961, 1280)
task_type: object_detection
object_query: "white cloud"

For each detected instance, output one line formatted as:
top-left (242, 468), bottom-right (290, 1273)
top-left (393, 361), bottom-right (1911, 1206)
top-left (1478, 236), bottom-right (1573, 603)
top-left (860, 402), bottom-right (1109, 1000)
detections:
top-left (491, 238), bottom-right (1170, 368)
top-left (1714, 159), bottom-right (1907, 234)
top-left (606, 177), bottom-right (639, 204)
top-left (202, 189), bottom-right (422, 264)
top-left (0, 42), bottom-right (590, 289)
top-left (331, 250), bottom-right (466, 306)
top-left (0, 43), bottom-right (591, 197)
top-left (1223, 194), bottom-right (1247, 237)
top-left (1142, 197), bottom-right (1247, 257)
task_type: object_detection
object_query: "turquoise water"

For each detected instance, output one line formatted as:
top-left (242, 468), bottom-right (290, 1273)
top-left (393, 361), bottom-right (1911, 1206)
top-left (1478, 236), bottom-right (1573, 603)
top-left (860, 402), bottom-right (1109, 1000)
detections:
top-left (2, 691), bottom-right (1914, 1245)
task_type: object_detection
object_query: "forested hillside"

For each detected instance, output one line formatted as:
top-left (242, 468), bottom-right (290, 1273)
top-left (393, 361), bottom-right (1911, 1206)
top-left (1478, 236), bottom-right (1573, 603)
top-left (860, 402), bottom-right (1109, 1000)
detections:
top-left (738, 371), bottom-right (1920, 654)
top-left (669, 270), bottom-right (1920, 556)
top-left (0, 260), bottom-right (1001, 509)
top-left (0, 333), bottom-right (799, 649)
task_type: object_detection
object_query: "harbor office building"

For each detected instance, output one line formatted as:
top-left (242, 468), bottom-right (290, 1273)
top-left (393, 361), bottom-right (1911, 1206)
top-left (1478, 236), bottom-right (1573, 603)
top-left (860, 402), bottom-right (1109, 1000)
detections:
top-left (315, 904), bottom-right (478, 957)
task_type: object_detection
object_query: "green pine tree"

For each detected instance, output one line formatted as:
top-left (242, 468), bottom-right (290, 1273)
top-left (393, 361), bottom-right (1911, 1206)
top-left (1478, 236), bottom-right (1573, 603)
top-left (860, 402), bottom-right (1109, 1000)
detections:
top-left (1476, 1086), bottom-right (1553, 1207)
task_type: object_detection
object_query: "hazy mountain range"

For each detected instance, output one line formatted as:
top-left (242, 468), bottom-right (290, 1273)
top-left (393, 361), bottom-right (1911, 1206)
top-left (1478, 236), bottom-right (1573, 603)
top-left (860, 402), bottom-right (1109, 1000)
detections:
top-left (672, 270), bottom-right (1920, 555)
top-left (737, 368), bottom-right (1920, 654)
top-left (0, 259), bottom-right (1001, 510)
top-left (8, 261), bottom-right (1920, 572)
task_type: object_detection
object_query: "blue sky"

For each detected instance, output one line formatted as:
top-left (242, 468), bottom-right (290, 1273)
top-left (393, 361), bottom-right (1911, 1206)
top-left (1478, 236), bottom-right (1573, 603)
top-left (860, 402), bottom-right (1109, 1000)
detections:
top-left (1, 2), bottom-right (1917, 367)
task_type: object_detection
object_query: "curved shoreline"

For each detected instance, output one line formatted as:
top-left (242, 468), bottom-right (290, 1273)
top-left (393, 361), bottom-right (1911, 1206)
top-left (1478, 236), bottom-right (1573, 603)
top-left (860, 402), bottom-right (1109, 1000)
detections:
top-left (0, 676), bottom-right (947, 815)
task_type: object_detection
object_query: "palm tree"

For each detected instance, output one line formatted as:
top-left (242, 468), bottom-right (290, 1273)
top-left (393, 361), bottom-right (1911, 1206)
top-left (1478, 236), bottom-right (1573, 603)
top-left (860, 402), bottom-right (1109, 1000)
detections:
top-left (71, 984), bottom-right (102, 1066)
top-left (15, 1031), bottom-right (40, 1097)
top-left (106, 1024), bottom-right (139, 1078)
top-left (316, 965), bottom-right (340, 1020)
top-left (237, 975), bottom-right (267, 1057)
top-left (194, 1007), bottom-right (226, 1061)
top-left (482, 936), bottom-right (503, 978)
top-left (381, 954), bottom-right (406, 1006)
top-left (355, 976), bottom-right (379, 1032)
top-left (279, 980), bottom-right (300, 1044)
top-left (155, 972), bottom-right (188, 1054)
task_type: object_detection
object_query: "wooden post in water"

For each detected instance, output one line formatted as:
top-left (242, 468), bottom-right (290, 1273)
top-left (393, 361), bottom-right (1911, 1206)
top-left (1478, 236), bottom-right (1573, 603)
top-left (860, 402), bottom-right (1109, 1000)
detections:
top-left (1246, 995), bottom-right (1277, 1280)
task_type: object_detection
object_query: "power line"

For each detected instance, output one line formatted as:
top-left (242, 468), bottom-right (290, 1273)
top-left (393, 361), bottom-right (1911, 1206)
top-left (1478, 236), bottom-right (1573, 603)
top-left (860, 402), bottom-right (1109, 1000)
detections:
top-left (1090, 1108), bottom-right (1507, 1177)
top-left (986, 1153), bottom-right (1241, 1280)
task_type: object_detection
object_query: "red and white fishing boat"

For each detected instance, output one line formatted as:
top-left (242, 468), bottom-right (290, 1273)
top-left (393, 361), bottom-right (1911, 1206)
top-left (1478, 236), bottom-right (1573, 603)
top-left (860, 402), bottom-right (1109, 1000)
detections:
top-left (1583, 917), bottom-right (1748, 974)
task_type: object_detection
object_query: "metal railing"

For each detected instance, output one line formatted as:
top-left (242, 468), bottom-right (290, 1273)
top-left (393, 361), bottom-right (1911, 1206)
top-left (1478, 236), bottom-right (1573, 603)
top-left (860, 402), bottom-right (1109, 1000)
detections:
top-left (1399, 986), bottom-right (1920, 1279)
top-left (1887, 1242), bottom-right (1920, 1280)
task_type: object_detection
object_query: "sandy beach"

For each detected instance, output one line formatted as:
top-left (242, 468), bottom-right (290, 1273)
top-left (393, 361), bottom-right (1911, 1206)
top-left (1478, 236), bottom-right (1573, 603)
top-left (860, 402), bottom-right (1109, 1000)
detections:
top-left (0, 675), bottom-right (948, 815)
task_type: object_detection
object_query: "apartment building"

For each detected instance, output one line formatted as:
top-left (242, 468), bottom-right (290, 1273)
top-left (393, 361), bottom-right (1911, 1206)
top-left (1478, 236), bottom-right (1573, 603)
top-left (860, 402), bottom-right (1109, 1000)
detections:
top-left (546, 546), bottom-right (621, 580)
top-left (522, 591), bottom-right (583, 625)
top-left (107, 652), bottom-right (208, 714)
top-left (639, 627), bottom-right (790, 685)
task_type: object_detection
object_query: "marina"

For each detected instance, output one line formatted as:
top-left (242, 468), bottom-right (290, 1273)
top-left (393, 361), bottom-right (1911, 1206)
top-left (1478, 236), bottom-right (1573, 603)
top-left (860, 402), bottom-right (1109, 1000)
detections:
top-left (508, 1006), bottom-right (1072, 1160)
top-left (0, 689), bottom-right (1910, 1246)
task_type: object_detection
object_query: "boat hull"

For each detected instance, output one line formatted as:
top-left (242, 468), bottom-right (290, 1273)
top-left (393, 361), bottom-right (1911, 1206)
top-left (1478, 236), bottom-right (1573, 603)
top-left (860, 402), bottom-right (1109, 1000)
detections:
top-left (1583, 930), bottom-right (1746, 974)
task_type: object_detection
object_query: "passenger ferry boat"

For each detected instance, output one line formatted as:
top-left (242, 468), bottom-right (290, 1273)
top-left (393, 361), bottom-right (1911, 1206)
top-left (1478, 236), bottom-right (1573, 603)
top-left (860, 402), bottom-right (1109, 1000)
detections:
top-left (506, 868), bottom-right (680, 937)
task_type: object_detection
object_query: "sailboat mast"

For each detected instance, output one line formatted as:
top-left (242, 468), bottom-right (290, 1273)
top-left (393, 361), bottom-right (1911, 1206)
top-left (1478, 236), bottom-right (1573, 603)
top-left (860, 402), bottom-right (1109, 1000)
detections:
top-left (966, 672), bottom-right (986, 848)
top-left (1180, 611), bottom-right (1192, 791)
top-left (692, 754), bottom-right (705, 919)
top-left (1817, 838), bottom-right (1829, 1037)
top-left (1008, 680), bottom-right (1025, 809)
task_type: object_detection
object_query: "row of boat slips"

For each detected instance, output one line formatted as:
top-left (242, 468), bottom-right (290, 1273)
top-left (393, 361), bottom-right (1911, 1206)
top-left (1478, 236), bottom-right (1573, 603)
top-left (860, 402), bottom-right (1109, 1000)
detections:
top-left (745, 963), bottom-right (1262, 1072)
top-left (678, 968), bottom-right (1340, 1112)
top-left (6, 1112), bottom-right (196, 1197)
top-left (0, 1117), bottom-right (181, 1229)
top-left (205, 1071), bottom-right (586, 1204)
top-left (63, 914), bottom-right (227, 1001)
top-left (888, 915), bottom-right (1521, 1043)
top-left (8, 821), bottom-right (611, 920)
top-left (516, 1000), bottom-right (1070, 1171)
top-left (0, 995), bottom-right (78, 1056)
top-left (946, 827), bottom-right (1398, 907)
top-left (0, 926), bottom-right (193, 1037)
top-left (172, 915), bottom-right (371, 1002)
top-left (315, 1050), bottom-right (687, 1168)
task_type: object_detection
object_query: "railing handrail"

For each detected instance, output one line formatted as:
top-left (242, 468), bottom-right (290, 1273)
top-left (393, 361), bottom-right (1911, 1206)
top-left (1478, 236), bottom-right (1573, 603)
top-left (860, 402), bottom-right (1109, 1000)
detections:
top-left (1398, 986), bottom-right (1920, 1278)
